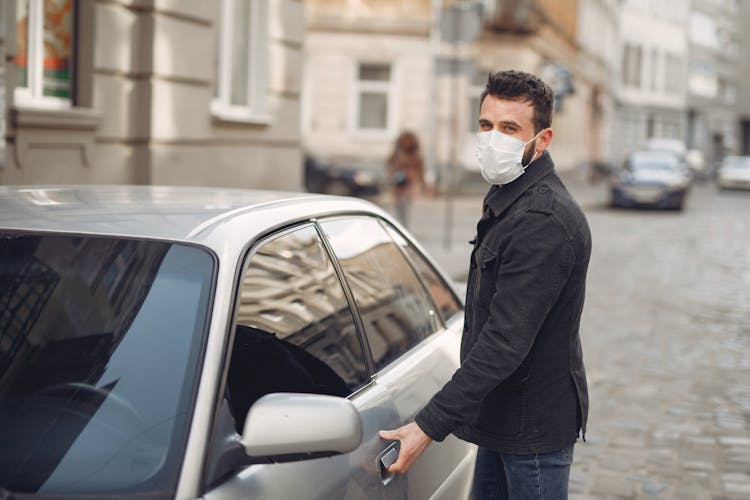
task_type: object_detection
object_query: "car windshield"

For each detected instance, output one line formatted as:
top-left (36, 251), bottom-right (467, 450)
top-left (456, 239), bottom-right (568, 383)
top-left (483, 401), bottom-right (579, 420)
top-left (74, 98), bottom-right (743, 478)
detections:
top-left (632, 162), bottom-right (677, 172)
top-left (629, 152), bottom-right (679, 171)
top-left (0, 233), bottom-right (214, 498)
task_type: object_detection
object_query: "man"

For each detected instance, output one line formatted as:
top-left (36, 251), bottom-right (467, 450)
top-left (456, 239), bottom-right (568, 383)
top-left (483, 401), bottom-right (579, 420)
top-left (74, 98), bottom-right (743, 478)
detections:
top-left (379, 70), bottom-right (591, 499)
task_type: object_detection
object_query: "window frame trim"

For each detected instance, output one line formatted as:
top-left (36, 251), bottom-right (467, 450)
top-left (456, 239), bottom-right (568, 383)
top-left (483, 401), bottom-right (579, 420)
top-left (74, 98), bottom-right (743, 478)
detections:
top-left (13, 0), bottom-right (74, 109)
top-left (316, 214), bottom-right (448, 376)
top-left (312, 219), bottom-right (377, 378)
top-left (229, 221), bottom-right (375, 383)
top-left (377, 218), bottom-right (463, 325)
top-left (211, 0), bottom-right (271, 125)
top-left (349, 60), bottom-right (398, 136)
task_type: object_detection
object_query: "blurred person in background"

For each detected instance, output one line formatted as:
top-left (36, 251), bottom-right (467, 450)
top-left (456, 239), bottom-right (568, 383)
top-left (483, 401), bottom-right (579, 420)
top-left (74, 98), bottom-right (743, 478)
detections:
top-left (386, 131), bottom-right (425, 227)
top-left (380, 70), bottom-right (591, 500)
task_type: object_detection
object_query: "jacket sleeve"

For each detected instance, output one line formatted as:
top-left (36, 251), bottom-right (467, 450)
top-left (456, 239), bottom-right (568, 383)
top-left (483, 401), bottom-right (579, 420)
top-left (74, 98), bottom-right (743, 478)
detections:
top-left (415, 210), bottom-right (575, 441)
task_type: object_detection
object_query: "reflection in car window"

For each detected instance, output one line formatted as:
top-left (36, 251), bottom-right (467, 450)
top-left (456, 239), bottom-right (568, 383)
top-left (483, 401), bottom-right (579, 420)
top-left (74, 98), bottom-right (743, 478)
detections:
top-left (0, 234), bottom-right (213, 496)
top-left (227, 225), bottom-right (367, 430)
top-left (321, 217), bottom-right (441, 371)
top-left (382, 223), bottom-right (462, 322)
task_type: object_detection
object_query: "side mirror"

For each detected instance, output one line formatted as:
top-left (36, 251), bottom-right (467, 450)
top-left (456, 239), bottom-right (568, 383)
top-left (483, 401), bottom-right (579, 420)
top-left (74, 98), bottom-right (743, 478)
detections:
top-left (241, 393), bottom-right (362, 459)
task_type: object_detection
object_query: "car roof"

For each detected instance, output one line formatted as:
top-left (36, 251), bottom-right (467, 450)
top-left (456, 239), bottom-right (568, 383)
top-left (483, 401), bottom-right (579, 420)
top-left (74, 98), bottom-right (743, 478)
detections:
top-left (0, 185), bottom-right (384, 246)
top-left (629, 150), bottom-right (680, 164)
top-left (722, 155), bottom-right (750, 163)
top-left (645, 138), bottom-right (686, 154)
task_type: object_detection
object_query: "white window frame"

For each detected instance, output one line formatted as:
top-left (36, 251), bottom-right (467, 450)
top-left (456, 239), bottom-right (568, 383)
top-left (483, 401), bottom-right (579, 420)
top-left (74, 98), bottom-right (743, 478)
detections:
top-left (14, 0), bottom-right (74, 109)
top-left (622, 43), bottom-right (642, 88)
top-left (649, 48), bottom-right (660, 92)
top-left (211, 0), bottom-right (270, 124)
top-left (350, 61), bottom-right (396, 136)
top-left (664, 53), bottom-right (683, 96)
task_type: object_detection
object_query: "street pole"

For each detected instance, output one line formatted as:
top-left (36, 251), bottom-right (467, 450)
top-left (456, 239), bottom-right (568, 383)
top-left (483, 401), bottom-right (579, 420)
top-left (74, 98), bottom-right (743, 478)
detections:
top-left (441, 1), bottom-right (482, 250)
top-left (427, 0), bottom-right (442, 198)
top-left (0, 0), bottom-right (6, 168)
top-left (444, 36), bottom-right (458, 251)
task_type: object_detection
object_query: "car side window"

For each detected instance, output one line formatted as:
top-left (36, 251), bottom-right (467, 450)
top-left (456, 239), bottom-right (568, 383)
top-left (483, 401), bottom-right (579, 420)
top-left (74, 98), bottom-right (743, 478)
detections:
top-left (226, 225), bottom-right (368, 432)
top-left (320, 217), bottom-right (441, 372)
top-left (382, 222), bottom-right (463, 322)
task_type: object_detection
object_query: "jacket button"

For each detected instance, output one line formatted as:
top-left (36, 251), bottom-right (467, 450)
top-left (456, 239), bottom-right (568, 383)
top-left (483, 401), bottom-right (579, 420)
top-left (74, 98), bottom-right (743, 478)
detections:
top-left (538, 185), bottom-right (549, 193)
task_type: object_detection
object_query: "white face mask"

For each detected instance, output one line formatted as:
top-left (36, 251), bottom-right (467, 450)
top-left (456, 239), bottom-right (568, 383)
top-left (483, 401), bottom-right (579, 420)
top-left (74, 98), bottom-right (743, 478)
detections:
top-left (475, 129), bottom-right (543, 185)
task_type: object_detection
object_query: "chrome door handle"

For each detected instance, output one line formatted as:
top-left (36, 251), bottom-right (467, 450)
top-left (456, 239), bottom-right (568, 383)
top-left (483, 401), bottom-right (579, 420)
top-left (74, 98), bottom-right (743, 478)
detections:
top-left (377, 442), bottom-right (400, 485)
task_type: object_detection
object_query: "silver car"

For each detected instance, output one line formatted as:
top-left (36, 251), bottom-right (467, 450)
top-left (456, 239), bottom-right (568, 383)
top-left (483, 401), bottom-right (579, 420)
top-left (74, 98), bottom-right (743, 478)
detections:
top-left (717, 155), bottom-right (750, 190)
top-left (0, 186), bottom-right (475, 499)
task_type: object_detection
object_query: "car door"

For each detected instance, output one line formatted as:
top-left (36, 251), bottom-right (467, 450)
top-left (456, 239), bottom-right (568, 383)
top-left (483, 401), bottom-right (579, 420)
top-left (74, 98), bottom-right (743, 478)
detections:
top-left (203, 223), bottom-right (409, 500)
top-left (319, 216), bottom-right (476, 500)
top-left (380, 221), bottom-right (477, 499)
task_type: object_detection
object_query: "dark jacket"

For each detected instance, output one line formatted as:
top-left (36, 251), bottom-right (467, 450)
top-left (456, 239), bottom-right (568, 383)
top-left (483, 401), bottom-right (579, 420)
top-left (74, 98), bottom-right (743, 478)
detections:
top-left (415, 151), bottom-right (590, 454)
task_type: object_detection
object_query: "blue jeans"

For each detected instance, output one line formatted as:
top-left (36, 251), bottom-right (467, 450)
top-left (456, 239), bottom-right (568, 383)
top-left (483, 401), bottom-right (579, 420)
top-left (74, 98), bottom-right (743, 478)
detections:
top-left (470, 444), bottom-right (574, 500)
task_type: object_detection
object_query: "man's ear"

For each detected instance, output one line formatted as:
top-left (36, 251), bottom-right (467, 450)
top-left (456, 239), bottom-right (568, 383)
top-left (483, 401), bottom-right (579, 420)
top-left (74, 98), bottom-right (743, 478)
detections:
top-left (537, 128), bottom-right (554, 153)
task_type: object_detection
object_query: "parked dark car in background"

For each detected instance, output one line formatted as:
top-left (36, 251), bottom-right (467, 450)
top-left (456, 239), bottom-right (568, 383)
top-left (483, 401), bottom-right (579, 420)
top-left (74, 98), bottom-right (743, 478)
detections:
top-left (304, 154), bottom-right (381, 197)
top-left (610, 150), bottom-right (692, 210)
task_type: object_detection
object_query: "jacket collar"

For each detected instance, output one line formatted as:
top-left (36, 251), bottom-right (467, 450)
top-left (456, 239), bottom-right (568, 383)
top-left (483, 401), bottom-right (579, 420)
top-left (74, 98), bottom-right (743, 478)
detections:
top-left (483, 151), bottom-right (555, 218)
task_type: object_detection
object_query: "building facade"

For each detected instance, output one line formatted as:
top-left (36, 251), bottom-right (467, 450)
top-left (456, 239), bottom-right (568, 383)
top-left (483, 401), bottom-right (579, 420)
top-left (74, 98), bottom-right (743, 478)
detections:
top-left (739, 0), bottom-right (750, 155)
top-left (303, 0), bottom-right (620, 193)
top-left (302, 0), bottom-right (434, 181)
top-left (611, 0), bottom-right (689, 165)
top-left (470, 0), bottom-right (620, 172)
top-left (0, 0), bottom-right (304, 189)
top-left (686, 0), bottom-right (744, 167)
top-left (575, 0), bottom-right (620, 169)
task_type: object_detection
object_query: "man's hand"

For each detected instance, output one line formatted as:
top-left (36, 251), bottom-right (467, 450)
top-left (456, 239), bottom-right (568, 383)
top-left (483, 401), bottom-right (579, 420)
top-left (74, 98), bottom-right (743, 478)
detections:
top-left (378, 422), bottom-right (433, 474)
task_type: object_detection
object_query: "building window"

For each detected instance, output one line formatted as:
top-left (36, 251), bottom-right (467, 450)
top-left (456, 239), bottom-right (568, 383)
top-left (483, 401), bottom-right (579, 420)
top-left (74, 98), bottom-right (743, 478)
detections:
top-left (621, 43), bottom-right (642, 88)
top-left (719, 80), bottom-right (736, 104)
top-left (12, 0), bottom-right (74, 108)
top-left (689, 11), bottom-right (720, 50)
top-left (649, 49), bottom-right (659, 91)
top-left (212, 0), bottom-right (269, 123)
top-left (646, 114), bottom-right (655, 138)
top-left (353, 62), bottom-right (392, 132)
top-left (688, 60), bottom-right (718, 99)
top-left (468, 69), bottom-right (486, 132)
top-left (664, 53), bottom-right (683, 96)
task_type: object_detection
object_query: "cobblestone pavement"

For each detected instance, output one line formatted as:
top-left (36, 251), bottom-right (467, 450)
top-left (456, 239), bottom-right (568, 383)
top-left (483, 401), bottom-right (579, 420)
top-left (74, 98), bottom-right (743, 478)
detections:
top-left (376, 175), bottom-right (750, 499)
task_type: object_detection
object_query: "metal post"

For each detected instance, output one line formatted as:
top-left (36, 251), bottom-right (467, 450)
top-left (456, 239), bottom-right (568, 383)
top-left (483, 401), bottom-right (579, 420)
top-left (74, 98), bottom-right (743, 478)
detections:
top-left (444, 49), bottom-right (458, 250)
top-left (0, 0), bottom-right (6, 168)
top-left (440, 1), bottom-right (482, 250)
top-left (427, 0), bottom-right (442, 196)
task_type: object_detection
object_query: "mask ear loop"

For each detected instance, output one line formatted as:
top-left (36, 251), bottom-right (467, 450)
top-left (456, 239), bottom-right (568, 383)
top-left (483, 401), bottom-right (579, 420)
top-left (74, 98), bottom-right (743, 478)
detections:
top-left (523, 150), bottom-right (540, 169)
top-left (521, 129), bottom-right (545, 168)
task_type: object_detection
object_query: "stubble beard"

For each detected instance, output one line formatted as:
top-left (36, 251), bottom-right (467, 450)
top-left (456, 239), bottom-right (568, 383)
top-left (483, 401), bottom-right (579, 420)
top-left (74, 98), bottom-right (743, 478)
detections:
top-left (522, 139), bottom-right (538, 167)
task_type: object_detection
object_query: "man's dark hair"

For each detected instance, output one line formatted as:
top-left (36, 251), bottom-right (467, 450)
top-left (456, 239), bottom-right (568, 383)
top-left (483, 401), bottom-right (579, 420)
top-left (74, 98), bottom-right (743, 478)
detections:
top-left (479, 70), bottom-right (554, 132)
